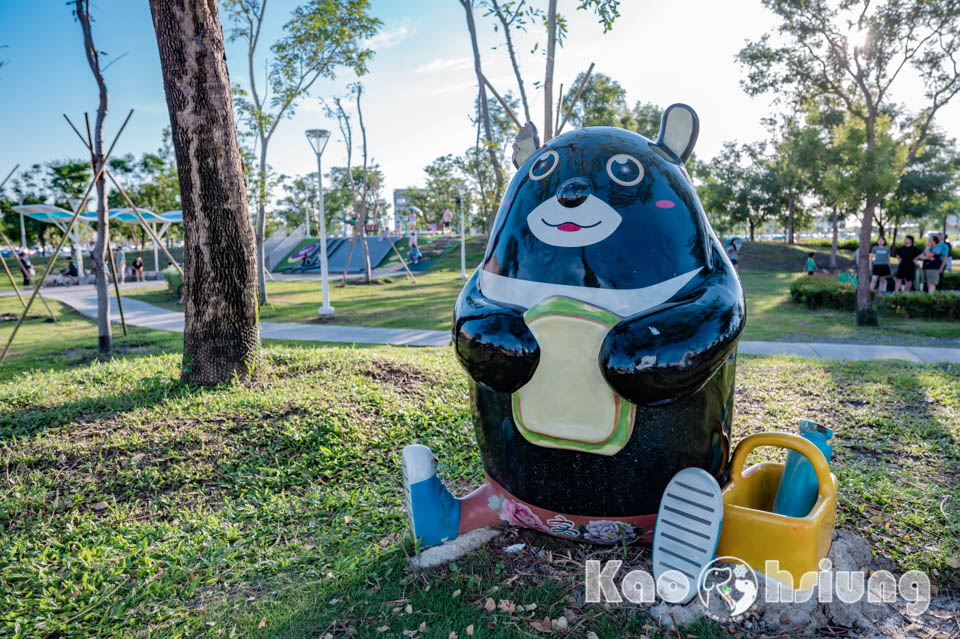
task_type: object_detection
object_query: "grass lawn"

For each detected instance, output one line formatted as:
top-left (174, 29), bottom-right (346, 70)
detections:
top-left (1, 294), bottom-right (958, 637)
top-left (121, 239), bottom-right (960, 344)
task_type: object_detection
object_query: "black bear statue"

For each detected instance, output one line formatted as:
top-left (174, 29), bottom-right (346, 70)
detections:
top-left (402, 104), bottom-right (745, 548)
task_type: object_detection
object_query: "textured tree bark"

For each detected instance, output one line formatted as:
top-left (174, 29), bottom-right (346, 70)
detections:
top-left (149, 0), bottom-right (261, 384)
top-left (830, 206), bottom-right (838, 270)
top-left (543, 0), bottom-right (557, 142)
top-left (856, 116), bottom-right (879, 326)
top-left (76, 0), bottom-right (112, 353)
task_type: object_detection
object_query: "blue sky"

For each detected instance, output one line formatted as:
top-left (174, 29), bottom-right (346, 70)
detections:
top-left (1, 1), bottom-right (957, 210)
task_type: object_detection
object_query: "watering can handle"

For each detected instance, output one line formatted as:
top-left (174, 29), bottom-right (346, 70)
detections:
top-left (729, 432), bottom-right (835, 503)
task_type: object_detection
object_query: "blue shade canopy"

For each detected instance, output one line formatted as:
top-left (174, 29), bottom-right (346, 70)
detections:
top-left (12, 204), bottom-right (98, 224)
top-left (11, 205), bottom-right (182, 225)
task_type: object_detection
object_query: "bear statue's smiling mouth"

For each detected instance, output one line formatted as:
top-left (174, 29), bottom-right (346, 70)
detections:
top-left (542, 219), bottom-right (602, 232)
top-left (526, 195), bottom-right (622, 247)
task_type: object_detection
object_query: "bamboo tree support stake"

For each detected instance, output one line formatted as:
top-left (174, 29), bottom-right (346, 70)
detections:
top-left (386, 237), bottom-right (418, 285)
top-left (555, 62), bottom-right (594, 136)
top-left (0, 251), bottom-right (25, 307)
top-left (0, 227), bottom-right (57, 321)
top-left (0, 164), bottom-right (19, 191)
top-left (105, 240), bottom-right (127, 337)
top-left (64, 114), bottom-right (184, 279)
top-left (478, 71), bottom-right (523, 130)
top-left (0, 110), bottom-right (131, 367)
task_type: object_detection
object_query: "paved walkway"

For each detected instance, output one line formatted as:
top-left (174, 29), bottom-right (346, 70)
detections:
top-left (4, 285), bottom-right (960, 361)
top-left (7, 286), bottom-right (450, 347)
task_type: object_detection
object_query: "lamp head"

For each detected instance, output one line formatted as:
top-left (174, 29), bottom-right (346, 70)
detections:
top-left (305, 129), bottom-right (331, 156)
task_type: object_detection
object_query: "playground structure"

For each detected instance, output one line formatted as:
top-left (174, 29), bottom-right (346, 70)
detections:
top-left (280, 235), bottom-right (398, 275)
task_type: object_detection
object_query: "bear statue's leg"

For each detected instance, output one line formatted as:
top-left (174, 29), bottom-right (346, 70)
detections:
top-left (455, 482), bottom-right (502, 534)
top-left (402, 445), bottom-right (501, 549)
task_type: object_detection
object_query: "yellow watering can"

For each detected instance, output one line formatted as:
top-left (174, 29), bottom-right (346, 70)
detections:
top-left (716, 432), bottom-right (837, 590)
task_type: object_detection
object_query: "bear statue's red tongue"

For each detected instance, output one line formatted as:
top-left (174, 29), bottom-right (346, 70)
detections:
top-left (557, 222), bottom-right (581, 232)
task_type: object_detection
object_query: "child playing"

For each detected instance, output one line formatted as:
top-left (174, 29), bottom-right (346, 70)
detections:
top-left (805, 252), bottom-right (816, 276)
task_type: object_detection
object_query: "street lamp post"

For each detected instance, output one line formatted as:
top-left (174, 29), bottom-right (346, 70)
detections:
top-left (305, 128), bottom-right (334, 317)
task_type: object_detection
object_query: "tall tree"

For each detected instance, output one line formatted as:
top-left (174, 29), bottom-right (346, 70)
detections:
top-left (149, 0), bottom-right (262, 385)
top-left (221, 0), bottom-right (380, 303)
top-left (409, 155), bottom-right (469, 224)
top-left (330, 85), bottom-right (375, 283)
top-left (460, 0), bottom-right (506, 232)
top-left (700, 142), bottom-right (777, 241)
top-left (75, 0), bottom-right (112, 353)
top-left (738, 0), bottom-right (960, 324)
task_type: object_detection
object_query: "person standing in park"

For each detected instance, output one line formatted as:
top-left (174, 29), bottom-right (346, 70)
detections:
top-left (805, 252), bottom-right (816, 276)
top-left (936, 233), bottom-right (951, 290)
top-left (726, 241), bottom-right (739, 271)
top-left (114, 246), bottom-right (126, 284)
top-left (17, 249), bottom-right (33, 287)
top-left (870, 236), bottom-right (891, 292)
top-left (442, 208), bottom-right (453, 235)
top-left (920, 236), bottom-right (943, 292)
top-left (894, 236), bottom-right (921, 292)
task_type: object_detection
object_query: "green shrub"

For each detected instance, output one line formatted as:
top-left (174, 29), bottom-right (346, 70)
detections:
top-left (799, 238), bottom-right (960, 259)
top-left (798, 238), bottom-right (861, 252)
top-left (790, 275), bottom-right (960, 318)
top-left (789, 276), bottom-right (858, 311)
top-left (877, 291), bottom-right (960, 319)
top-left (942, 271), bottom-right (960, 290)
top-left (161, 266), bottom-right (183, 297)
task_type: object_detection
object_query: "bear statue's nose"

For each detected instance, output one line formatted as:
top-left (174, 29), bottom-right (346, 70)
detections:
top-left (556, 177), bottom-right (592, 208)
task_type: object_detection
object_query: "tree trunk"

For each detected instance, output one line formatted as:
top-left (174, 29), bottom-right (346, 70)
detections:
top-left (856, 200), bottom-right (878, 325)
top-left (543, 0), bottom-right (558, 142)
top-left (786, 196), bottom-right (794, 244)
top-left (356, 87), bottom-right (372, 283)
top-left (748, 219), bottom-right (755, 242)
top-left (830, 205), bottom-right (838, 270)
top-left (149, 0), bottom-right (262, 385)
top-left (891, 218), bottom-right (899, 249)
top-left (460, 0), bottom-right (504, 232)
top-left (76, 0), bottom-right (112, 354)
top-left (255, 149), bottom-right (268, 304)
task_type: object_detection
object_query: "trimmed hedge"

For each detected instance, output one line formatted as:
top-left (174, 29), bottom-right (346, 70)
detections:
top-left (790, 276), bottom-right (960, 319)
top-left (878, 291), bottom-right (960, 320)
top-left (789, 276), bottom-right (858, 310)
top-left (798, 238), bottom-right (861, 252)
top-left (799, 238), bottom-right (960, 259)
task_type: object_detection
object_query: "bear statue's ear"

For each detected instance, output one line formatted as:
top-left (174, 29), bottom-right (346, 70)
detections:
top-left (655, 104), bottom-right (699, 163)
top-left (512, 121), bottom-right (541, 169)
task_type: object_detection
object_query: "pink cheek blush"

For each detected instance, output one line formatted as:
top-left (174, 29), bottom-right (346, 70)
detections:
top-left (655, 200), bottom-right (676, 209)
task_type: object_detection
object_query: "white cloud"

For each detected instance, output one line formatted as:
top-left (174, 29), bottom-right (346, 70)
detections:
top-left (364, 23), bottom-right (412, 51)
top-left (414, 56), bottom-right (472, 74)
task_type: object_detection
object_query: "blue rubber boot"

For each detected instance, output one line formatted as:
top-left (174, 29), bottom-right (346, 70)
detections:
top-left (402, 445), bottom-right (461, 548)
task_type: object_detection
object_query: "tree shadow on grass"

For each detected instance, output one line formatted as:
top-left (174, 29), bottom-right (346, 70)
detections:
top-left (821, 360), bottom-right (960, 590)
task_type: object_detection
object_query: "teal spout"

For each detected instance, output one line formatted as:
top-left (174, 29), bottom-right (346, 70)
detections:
top-left (771, 420), bottom-right (833, 518)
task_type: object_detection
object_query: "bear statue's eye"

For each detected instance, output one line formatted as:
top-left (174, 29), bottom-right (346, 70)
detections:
top-left (606, 154), bottom-right (644, 186)
top-left (529, 150), bottom-right (559, 181)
